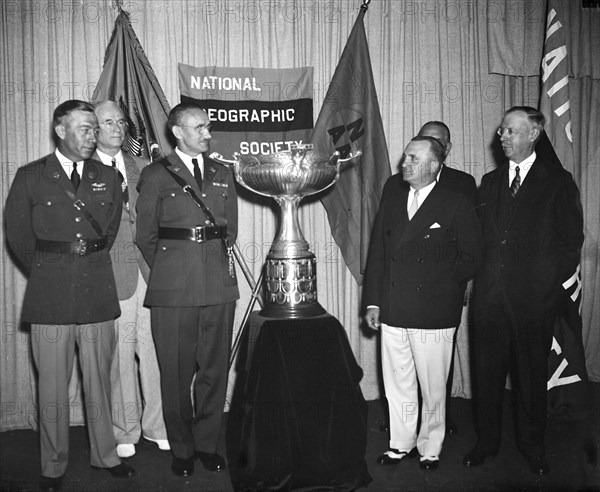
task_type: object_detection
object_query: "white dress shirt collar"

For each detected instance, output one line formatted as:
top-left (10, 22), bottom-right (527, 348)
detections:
top-left (175, 147), bottom-right (204, 176)
top-left (55, 149), bottom-right (83, 178)
top-left (407, 180), bottom-right (437, 214)
top-left (509, 151), bottom-right (536, 185)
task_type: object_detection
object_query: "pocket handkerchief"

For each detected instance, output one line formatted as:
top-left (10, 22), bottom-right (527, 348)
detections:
top-left (430, 222), bottom-right (441, 229)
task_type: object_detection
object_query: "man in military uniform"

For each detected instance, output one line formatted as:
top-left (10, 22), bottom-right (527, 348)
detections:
top-left (4, 99), bottom-right (135, 492)
top-left (136, 102), bottom-right (239, 477)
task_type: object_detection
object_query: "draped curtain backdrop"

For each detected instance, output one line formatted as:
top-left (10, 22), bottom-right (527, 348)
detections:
top-left (1, 0), bottom-right (598, 431)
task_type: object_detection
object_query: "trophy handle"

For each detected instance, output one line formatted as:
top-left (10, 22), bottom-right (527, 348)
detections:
top-left (209, 152), bottom-right (237, 166)
top-left (337, 150), bottom-right (362, 163)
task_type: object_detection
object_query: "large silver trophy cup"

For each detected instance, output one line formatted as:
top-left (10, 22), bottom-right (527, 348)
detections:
top-left (211, 144), bottom-right (360, 318)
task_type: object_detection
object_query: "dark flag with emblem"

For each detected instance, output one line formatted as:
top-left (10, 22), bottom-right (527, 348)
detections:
top-left (92, 9), bottom-right (171, 160)
top-left (539, 0), bottom-right (590, 422)
top-left (311, 4), bottom-right (391, 285)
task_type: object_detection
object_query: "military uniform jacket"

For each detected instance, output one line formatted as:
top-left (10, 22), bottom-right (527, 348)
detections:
top-left (136, 152), bottom-right (239, 307)
top-left (363, 174), bottom-right (483, 329)
top-left (4, 153), bottom-right (122, 324)
top-left (474, 158), bottom-right (583, 319)
top-left (94, 151), bottom-right (150, 300)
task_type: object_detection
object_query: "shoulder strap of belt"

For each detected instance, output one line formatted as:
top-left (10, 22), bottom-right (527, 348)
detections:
top-left (159, 159), bottom-right (217, 226)
top-left (55, 182), bottom-right (105, 238)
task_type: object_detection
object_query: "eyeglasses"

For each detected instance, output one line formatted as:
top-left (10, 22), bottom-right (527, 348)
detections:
top-left (101, 120), bottom-right (128, 130)
top-left (496, 127), bottom-right (530, 137)
top-left (180, 123), bottom-right (213, 134)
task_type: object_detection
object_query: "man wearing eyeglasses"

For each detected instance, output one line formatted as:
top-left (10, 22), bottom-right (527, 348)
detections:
top-left (4, 99), bottom-right (134, 491)
top-left (92, 100), bottom-right (169, 460)
top-left (136, 101), bottom-right (239, 477)
top-left (464, 106), bottom-right (583, 475)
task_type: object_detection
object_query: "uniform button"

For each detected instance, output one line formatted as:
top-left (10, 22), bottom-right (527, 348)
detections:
top-left (417, 258), bottom-right (424, 263)
top-left (202, 193), bottom-right (207, 198)
top-left (75, 217), bottom-right (82, 222)
top-left (76, 232), bottom-right (83, 238)
top-left (205, 220), bottom-right (211, 225)
top-left (46, 201), bottom-right (52, 206)
top-left (100, 202), bottom-right (105, 206)
top-left (501, 239), bottom-right (507, 245)
top-left (424, 234), bottom-right (430, 239)
top-left (162, 246), bottom-right (167, 251)
top-left (171, 193), bottom-right (176, 197)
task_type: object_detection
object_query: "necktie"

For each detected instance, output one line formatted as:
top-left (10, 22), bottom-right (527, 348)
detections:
top-left (192, 158), bottom-right (203, 190)
top-left (70, 162), bottom-right (80, 190)
top-left (112, 158), bottom-right (129, 208)
top-left (510, 165), bottom-right (521, 197)
top-left (408, 190), bottom-right (419, 220)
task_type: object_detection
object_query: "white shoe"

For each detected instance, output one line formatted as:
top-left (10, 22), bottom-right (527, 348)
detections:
top-left (116, 443), bottom-right (136, 458)
top-left (144, 435), bottom-right (170, 451)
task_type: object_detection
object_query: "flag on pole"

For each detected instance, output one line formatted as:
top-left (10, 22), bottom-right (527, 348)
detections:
top-left (539, 0), bottom-right (590, 422)
top-left (311, 4), bottom-right (391, 285)
top-left (540, 0), bottom-right (574, 177)
top-left (92, 9), bottom-right (171, 160)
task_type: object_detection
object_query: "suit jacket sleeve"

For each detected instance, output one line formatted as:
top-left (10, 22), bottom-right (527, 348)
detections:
top-left (224, 162), bottom-right (238, 244)
top-left (135, 165), bottom-right (161, 267)
top-left (4, 166), bottom-right (35, 274)
top-left (453, 194), bottom-right (484, 282)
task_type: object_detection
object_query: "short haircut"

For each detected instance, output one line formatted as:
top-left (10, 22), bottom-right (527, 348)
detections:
top-left (410, 136), bottom-right (446, 164)
top-left (506, 106), bottom-right (546, 129)
top-left (52, 100), bottom-right (95, 129)
top-left (418, 120), bottom-right (451, 143)
top-left (167, 101), bottom-right (203, 133)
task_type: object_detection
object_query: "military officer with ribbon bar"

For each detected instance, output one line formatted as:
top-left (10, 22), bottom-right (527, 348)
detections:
top-left (136, 101), bottom-right (239, 477)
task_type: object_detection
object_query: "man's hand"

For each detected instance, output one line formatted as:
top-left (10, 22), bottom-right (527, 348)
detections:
top-left (364, 307), bottom-right (381, 330)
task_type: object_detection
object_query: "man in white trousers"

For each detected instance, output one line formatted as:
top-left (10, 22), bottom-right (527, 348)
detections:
top-left (363, 136), bottom-right (482, 470)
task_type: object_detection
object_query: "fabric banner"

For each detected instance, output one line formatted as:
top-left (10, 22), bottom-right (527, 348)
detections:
top-left (539, 1), bottom-right (590, 422)
top-left (178, 65), bottom-right (313, 160)
top-left (92, 10), bottom-right (172, 160)
top-left (311, 6), bottom-right (391, 286)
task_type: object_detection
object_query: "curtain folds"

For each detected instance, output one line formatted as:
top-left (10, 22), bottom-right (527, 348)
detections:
top-left (1, 0), bottom-right (598, 431)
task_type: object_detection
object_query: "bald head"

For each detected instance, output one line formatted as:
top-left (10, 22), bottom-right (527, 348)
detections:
top-left (417, 121), bottom-right (452, 159)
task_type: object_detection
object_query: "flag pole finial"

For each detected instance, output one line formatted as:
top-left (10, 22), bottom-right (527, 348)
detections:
top-left (361, 0), bottom-right (371, 12)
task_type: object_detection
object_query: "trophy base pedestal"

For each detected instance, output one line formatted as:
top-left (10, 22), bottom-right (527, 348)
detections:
top-left (261, 255), bottom-right (325, 319)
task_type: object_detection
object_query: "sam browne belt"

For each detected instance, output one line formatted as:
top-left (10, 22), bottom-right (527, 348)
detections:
top-left (36, 236), bottom-right (108, 256)
top-left (158, 225), bottom-right (227, 243)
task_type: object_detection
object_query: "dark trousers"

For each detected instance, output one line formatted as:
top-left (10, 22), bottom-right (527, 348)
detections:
top-left (472, 294), bottom-right (555, 459)
top-left (151, 302), bottom-right (235, 459)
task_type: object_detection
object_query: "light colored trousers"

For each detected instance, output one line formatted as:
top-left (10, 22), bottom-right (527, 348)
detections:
top-left (111, 271), bottom-right (167, 444)
top-left (381, 324), bottom-right (456, 460)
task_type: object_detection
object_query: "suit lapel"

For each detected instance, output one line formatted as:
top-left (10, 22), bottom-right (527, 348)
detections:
top-left (396, 185), bottom-right (444, 246)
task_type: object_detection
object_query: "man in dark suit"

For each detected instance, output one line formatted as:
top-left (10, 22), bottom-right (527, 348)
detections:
top-left (93, 100), bottom-right (168, 458)
top-left (4, 100), bottom-right (135, 492)
top-left (136, 102), bottom-right (239, 477)
top-left (364, 137), bottom-right (482, 470)
top-left (417, 121), bottom-right (478, 435)
top-left (463, 106), bottom-right (584, 475)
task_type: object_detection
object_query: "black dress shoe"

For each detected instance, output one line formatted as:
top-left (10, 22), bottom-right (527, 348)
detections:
top-left (196, 451), bottom-right (226, 472)
top-left (39, 475), bottom-right (62, 492)
top-left (419, 459), bottom-right (439, 470)
top-left (463, 448), bottom-right (498, 467)
top-left (171, 457), bottom-right (195, 477)
top-left (377, 447), bottom-right (418, 465)
top-left (92, 462), bottom-right (135, 478)
top-left (528, 456), bottom-right (550, 475)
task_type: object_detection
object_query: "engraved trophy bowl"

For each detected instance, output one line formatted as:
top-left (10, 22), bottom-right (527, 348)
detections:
top-left (210, 144), bottom-right (361, 318)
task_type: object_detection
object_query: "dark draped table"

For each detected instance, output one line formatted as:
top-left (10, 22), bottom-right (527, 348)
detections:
top-left (226, 313), bottom-right (372, 491)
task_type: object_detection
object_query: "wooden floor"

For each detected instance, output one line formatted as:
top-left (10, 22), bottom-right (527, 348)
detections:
top-left (1, 387), bottom-right (599, 491)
